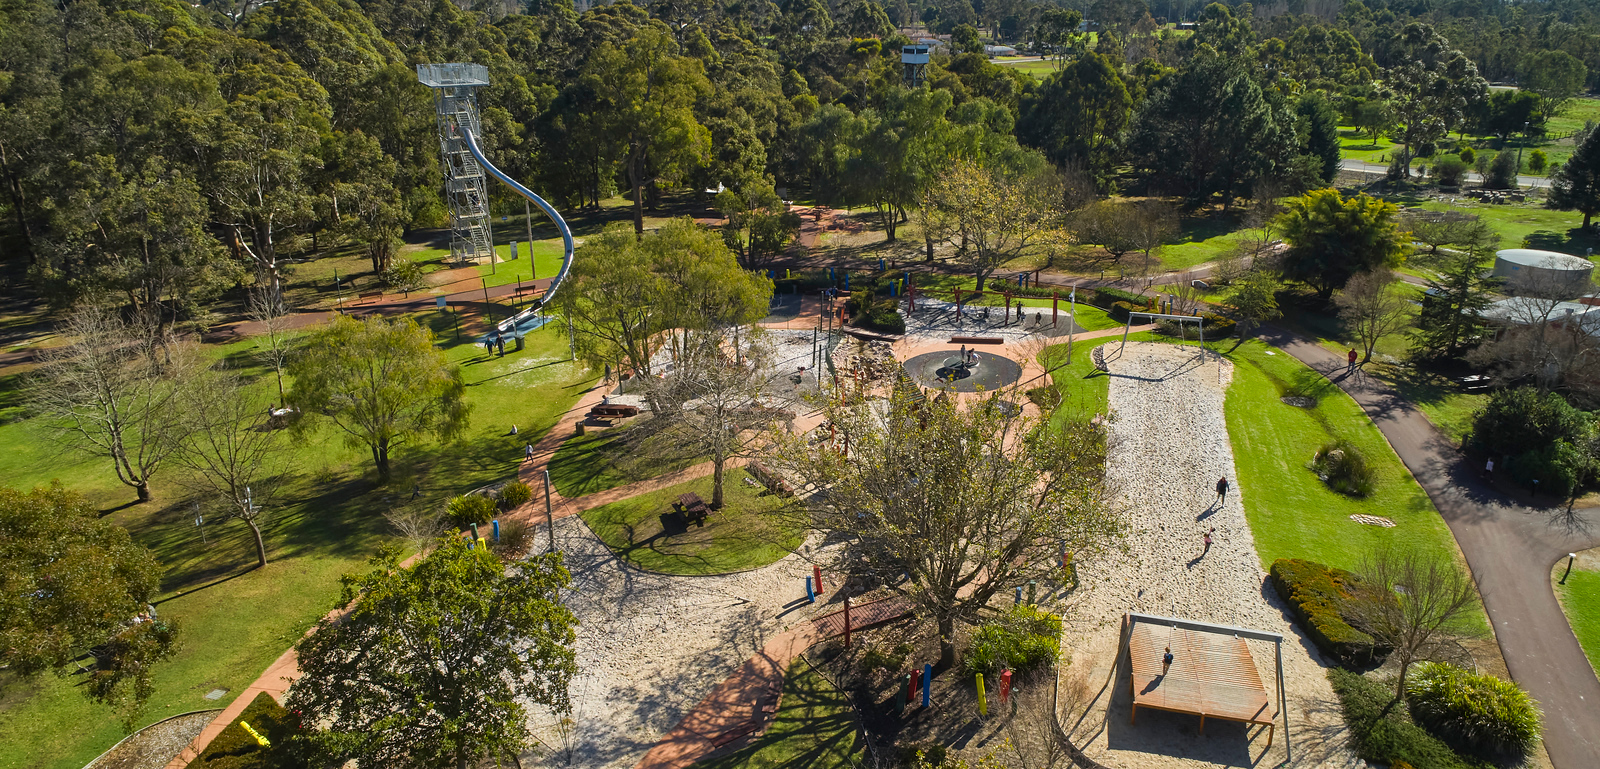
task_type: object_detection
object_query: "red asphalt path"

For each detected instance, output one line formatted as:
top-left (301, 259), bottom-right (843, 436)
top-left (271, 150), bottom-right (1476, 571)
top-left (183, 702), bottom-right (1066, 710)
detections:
top-left (1259, 327), bottom-right (1600, 767)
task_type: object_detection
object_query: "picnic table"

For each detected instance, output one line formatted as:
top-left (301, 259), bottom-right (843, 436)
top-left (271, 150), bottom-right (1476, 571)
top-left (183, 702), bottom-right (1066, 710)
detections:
top-left (675, 492), bottom-right (710, 525)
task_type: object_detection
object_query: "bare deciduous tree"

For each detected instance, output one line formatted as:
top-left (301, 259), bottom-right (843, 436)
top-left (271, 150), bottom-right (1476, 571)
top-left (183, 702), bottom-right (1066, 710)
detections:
top-left (1469, 261), bottom-right (1600, 398)
top-left (770, 394), bottom-right (1120, 666)
top-left (30, 306), bottom-right (197, 503)
top-left (1335, 270), bottom-right (1414, 365)
top-left (923, 159), bottom-right (1068, 290)
top-left (248, 285), bottom-right (295, 409)
top-left (648, 327), bottom-right (788, 509)
top-left (384, 502), bottom-right (451, 557)
top-left (1346, 547), bottom-right (1482, 700)
top-left (171, 370), bottom-right (291, 569)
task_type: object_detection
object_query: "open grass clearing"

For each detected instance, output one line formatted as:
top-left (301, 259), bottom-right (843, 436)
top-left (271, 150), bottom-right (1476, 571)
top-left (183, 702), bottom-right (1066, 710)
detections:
top-left (694, 660), bottom-right (859, 769)
top-left (579, 468), bottom-right (804, 575)
top-left (548, 422), bottom-right (707, 499)
top-left (1554, 548), bottom-right (1600, 677)
top-left (0, 315), bottom-right (595, 769)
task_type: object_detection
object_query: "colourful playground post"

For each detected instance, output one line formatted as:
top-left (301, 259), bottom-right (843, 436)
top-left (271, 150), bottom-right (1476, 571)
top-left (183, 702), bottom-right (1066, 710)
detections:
top-left (814, 565), bottom-right (824, 594)
top-left (843, 596), bottom-right (852, 648)
top-left (1000, 670), bottom-right (1013, 705)
top-left (806, 576), bottom-right (815, 603)
top-left (923, 664), bottom-right (932, 707)
top-left (1053, 290), bottom-right (1059, 326)
top-left (976, 673), bottom-right (987, 716)
top-left (492, 519), bottom-right (500, 541)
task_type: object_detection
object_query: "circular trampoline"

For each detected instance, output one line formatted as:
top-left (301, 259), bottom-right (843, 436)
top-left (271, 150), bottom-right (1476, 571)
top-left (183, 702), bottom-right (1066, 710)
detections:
top-left (904, 349), bottom-right (1023, 392)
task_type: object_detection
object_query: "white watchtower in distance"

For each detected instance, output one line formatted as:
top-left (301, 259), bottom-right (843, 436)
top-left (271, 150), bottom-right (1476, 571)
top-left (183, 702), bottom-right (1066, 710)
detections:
top-left (417, 63), bottom-right (494, 265)
top-left (902, 45), bottom-right (930, 86)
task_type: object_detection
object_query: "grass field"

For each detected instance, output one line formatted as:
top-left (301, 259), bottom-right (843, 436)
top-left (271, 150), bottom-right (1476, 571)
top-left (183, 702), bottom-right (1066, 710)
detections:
top-left (578, 468), bottom-right (804, 575)
top-left (0, 316), bottom-right (595, 769)
top-left (1040, 335), bottom-right (1472, 581)
top-left (548, 425), bottom-right (706, 498)
top-left (1416, 199), bottom-right (1597, 253)
top-left (696, 660), bottom-right (859, 769)
top-left (1554, 551), bottom-right (1600, 676)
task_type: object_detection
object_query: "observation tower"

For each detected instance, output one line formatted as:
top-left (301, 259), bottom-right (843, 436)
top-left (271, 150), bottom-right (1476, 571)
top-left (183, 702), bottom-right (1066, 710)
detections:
top-left (417, 63), bottom-right (494, 265)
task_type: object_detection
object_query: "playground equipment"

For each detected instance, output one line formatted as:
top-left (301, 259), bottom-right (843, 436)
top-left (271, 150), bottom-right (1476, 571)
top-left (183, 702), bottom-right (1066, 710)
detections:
top-left (416, 63), bottom-right (575, 309)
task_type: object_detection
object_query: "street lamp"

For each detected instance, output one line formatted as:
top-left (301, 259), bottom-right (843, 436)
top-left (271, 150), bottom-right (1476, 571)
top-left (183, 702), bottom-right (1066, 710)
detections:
top-left (1516, 120), bottom-right (1530, 188)
top-left (1562, 552), bottom-right (1578, 584)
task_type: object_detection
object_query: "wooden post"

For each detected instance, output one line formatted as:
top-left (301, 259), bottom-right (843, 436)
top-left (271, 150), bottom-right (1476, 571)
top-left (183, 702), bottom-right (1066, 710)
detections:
top-left (954, 289), bottom-right (962, 319)
top-left (1004, 292), bottom-right (1012, 323)
top-left (843, 597), bottom-right (852, 648)
top-left (1053, 291), bottom-right (1059, 326)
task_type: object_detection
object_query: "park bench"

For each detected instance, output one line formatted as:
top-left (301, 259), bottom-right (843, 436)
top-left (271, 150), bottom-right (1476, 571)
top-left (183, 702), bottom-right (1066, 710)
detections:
top-left (746, 460), bottom-right (795, 498)
top-left (587, 404), bottom-right (640, 419)
top-left (674, 492), bottom-right (711, 525)
top-left (357, 291), bottom-right (384, 304)
top-left (949, 336), bottom-right (1005, 345)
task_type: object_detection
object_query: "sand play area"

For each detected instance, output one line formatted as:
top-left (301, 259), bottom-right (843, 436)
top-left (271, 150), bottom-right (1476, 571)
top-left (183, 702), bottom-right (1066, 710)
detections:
top-left (1059, 343), bottom-right (1362, 768)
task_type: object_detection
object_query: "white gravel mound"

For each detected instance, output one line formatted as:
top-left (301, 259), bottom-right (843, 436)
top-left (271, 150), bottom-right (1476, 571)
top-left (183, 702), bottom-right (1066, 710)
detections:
top-left (1060, 343), bottom-right (1360, 768)
top-left (520, 515), bottom-right (832, 769)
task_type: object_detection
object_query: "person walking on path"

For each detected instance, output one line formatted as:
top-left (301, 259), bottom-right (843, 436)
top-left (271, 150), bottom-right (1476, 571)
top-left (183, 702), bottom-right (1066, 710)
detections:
top-left (525, 443), bottom-right (534, 461)
top-left (496, 335), bottom-right (505, 356)
top-left (1347, 348), bottom-right (1358, 372)
top-left (1203, 527), bottom-right (1214, 552)
top-left (1162, 646), bottom-right (1174, 674)
top-left (1214, 476), bottom-right (1229, 504)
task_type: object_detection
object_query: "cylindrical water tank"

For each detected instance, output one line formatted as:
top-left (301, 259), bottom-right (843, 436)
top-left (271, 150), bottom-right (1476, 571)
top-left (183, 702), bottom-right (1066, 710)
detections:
top-left (1492, 249), bottom-right (1594, 298)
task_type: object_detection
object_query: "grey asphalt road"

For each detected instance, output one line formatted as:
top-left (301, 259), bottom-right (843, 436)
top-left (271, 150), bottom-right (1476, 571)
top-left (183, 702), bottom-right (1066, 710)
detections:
top-left (1260, 327), bottom-right (1600, 768)
top-left (1340, 158), bottom-right (1552, 189)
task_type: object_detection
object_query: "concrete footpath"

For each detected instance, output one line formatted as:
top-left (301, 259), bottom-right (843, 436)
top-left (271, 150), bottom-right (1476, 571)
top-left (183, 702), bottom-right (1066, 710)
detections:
top-left (1259, 327), bottom-right (1600, 768)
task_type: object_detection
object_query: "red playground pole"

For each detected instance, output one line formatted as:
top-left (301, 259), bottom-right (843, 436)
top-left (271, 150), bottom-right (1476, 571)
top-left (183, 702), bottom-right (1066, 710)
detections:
top-left (1000, 669), bottom-right (1013, 704)
top-left (954, 289), bottom-right (962, 319)
top-left (1053, 291), bottom-right (1059, 327)
top-left (814, 565), bottom-right (824, 594)
top-left (1004, 292), bottom-right (1013, 323)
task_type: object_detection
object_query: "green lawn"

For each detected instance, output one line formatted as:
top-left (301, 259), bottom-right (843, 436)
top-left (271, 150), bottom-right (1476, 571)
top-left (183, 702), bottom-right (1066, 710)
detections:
top-left (1041, 335), bottom-right (1471, 580)
top-left (695, 660), bottom-right (859, 769)
top-left (1416, 199), bottom-right (1598, 254)
top-left (548, 425), bottom-right (706, 498)
top-left (1159, 213), bottom-right (1244, 272)
top-left (1223, 341), bottom-right (1468, 575)
top-left (0, 316), bottom-right (596, 769)
top-left (1554, 553), bottom-right (1600, 677)
top-left (579, 469), bottom-right (805, 575)
top-left (1339, 127), bottom-right (1399, 165)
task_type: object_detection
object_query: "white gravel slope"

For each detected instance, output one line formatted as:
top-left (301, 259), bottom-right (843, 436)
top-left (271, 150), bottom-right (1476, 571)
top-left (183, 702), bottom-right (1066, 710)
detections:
top-left (519, 515), bottom-right (829, 769)
top-left (1060, 343), bottom-right (1361, 768)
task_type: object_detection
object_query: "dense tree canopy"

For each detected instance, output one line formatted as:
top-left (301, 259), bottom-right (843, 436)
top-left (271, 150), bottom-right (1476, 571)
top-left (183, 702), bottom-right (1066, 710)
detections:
top-left (1279, 189), bottom-right (1407, 300)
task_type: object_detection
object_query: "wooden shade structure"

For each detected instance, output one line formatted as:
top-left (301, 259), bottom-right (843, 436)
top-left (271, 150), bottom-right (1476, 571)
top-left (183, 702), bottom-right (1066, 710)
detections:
top-left (1124, 613), bottom-right (1286, 750)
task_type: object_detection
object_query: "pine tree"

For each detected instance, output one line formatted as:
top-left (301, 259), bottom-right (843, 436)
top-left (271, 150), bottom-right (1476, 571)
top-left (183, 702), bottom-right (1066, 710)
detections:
top-left (1549, 127), bottom-right (1600, 229)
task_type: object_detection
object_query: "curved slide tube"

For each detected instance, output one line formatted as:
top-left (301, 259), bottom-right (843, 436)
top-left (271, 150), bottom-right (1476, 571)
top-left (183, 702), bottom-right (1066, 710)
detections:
top-left (456, 127), bottom-right (576, 309)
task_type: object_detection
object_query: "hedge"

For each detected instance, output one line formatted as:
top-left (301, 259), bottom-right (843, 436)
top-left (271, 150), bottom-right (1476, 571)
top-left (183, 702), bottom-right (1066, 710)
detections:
top-left (963, 604), bottom-right (1062, 675)
top-left (1092, 287), bottom-right (1148, 308)
top-left (195, 692), bottom-right (306, 769)
top-left (1268, 558), bottom-right (1380, 664)
top-left (1108, 301), bottom-right (1138, 323)
top-left (1330, 668), bottom-right (1490, 769)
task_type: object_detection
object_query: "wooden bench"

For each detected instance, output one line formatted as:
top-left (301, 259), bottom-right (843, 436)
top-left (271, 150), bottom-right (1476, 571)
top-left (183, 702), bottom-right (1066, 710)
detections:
top-left (587, 404), bottom-right (640, 419)
top-left (949, 336), bottom-right (1005, 345)
top-left (357, 291), bottom-right (384, 304)
top-left (746, 460), bottom-right (795, 498)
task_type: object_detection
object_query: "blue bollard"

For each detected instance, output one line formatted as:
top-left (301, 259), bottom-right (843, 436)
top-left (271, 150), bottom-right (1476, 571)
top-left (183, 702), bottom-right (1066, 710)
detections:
top-left (806, 576), bottom-right (816, 603)
top-left (829, 266), bottom-right (835, 280)
top-left (844, 274), bottom-right (850, 290)
top-left (923, 664), bottom-right (933, 708)
top-left (492, 519), bottom-right (500, 541)
top-left (1015, 585), bottom-right (1023, 604)
top-left (879, 258), bottom-right (886, 271)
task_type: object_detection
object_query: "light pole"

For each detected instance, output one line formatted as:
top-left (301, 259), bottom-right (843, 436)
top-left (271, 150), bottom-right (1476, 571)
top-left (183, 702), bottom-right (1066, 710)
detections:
top-left (1562, 552), bottom-right (1578, 584)
top-left (1516, 120), bottom-right (1530, 187)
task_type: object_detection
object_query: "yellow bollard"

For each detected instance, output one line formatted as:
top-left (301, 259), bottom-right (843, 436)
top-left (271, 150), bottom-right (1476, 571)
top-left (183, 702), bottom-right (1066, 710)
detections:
top-left (976, 673), bottom-right (987, 716)
top-left (240, 720), bottom-right (271, 747)
top-left (478, 537), bottom-right (489, 550)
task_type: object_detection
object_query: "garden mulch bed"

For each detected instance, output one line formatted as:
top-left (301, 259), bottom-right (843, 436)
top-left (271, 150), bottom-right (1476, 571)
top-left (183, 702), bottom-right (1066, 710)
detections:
top-left (87, 711), bottom-right (217, 769)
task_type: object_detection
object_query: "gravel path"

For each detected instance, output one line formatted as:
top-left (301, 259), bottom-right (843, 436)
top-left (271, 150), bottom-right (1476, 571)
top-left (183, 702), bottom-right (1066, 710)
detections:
top-left (520, 516), bottom-right (836, 768)
top-left (1059, 343), bottom-right (1361, 768)
top-left (87, 711), bottom-right (216, 769)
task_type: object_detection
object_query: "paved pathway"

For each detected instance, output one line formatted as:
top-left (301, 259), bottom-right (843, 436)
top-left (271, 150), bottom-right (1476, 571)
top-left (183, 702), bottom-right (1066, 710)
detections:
top-left (1339, 158), bottom-right (1553, 188)
top-left (1258, 327), bottom-right (1600, 768)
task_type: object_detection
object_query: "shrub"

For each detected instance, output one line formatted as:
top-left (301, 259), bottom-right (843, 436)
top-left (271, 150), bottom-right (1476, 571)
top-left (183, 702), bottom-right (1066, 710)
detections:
top-left (1269, 559), bottom-right (1380, 664)
top-left (1309, 439), bottom-right (1376, 497)
top-left (497, 481), bottom-right (532, 510)
top-left (861, 642), bottom-right (914, 677)
top-left (1330, 668), bottom-right (1487, 769)
top-left (1025, 385), bottom-right (1062, 411)
top-left (1458, 147), bottom-right (1475, 165)
top-left (862, 308), bottom-right (907, 334)
top-left (1528, 149), bottom-right (1548, 175)
top-left (381, 260), bottom-right (426, 292)
top-left (1108, 301), bottom-right (1137, 323)
top-left (1407, 661), bottom-right (1542, 756)
top-left (963, 604), bottom-right (1061, 675)
top-left (1506, 439), bottom-right (1586, 496)
top-left (1485, 151), bottom-right (1518, 189)
top-left (1093, 287), bottom-right (1147, 308)
top-left (1200, 313), bottom-right (1235, 338)
top-left (196, 692), bottom-right (306, 769)
top-left (490, 516), bottom-right (534, 561)
top-left (1433, 156), bottom-right (1470, 186)
top-left (445, 494), bottom-right (497, 529)
top-left (1468, 387), bottom-right (1590, 458)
